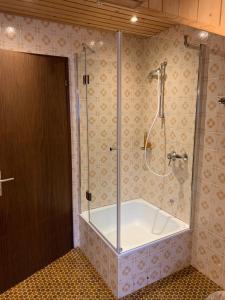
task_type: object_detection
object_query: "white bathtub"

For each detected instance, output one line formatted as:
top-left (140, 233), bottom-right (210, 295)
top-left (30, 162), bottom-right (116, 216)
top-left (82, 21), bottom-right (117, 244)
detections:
top-left (81, 198), bottom-right (189, 252)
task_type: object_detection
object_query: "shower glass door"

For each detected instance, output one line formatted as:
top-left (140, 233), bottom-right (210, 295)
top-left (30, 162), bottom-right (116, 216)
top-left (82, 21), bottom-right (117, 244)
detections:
top-left (78, 33), bottom-right (118, 250)
top-left (119, 31), bottom-right (199, 253)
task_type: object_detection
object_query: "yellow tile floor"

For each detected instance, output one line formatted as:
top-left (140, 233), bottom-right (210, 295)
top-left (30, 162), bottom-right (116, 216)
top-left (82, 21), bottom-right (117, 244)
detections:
top-left (0, 248), bottom-right (221, 300)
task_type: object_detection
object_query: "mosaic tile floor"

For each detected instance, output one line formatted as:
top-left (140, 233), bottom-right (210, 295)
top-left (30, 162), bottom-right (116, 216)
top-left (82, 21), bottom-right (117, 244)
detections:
top-left (0, 248), bottom-right (221, 300)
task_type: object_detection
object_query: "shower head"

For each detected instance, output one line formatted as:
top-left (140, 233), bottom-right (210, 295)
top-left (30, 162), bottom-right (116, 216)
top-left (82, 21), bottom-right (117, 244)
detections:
top-left (148, 68), bottom-right (160, 79)
top-left (184, 33), bottom-right (208, 49)
top-left (82, 42), bottom-right (96, 54)
top-left (147, 61), bottom-right (167, 119)
top-left (160, 61), bottom-right (167, 68)
top-left (148, 61), bottom-right (167, 79)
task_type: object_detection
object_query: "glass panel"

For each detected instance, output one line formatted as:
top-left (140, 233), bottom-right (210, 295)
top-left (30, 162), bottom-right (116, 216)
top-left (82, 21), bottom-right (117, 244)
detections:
top-left (79, 33), bottom-right (118, 250)
top-left (120, 29), bottom-right (199, 252)
top-left (78, 49), bottom-right (89, 215)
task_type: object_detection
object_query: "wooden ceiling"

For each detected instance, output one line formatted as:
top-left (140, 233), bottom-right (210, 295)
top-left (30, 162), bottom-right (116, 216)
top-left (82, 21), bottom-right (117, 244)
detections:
top-left (0, 0), bottom-right (176, 37)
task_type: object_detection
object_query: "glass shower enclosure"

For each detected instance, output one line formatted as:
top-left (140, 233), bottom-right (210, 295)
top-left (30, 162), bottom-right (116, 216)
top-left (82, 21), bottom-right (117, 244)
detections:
top-left (78, 28), bottom-right (200, 254)
top-left (78, 31), bottom-right (119, 251)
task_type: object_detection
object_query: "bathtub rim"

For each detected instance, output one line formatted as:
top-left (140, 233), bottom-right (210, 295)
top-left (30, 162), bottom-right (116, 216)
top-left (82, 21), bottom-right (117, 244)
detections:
top-left (80, 198), bottom-right (191, 255)
top-left (80, 214), bottom-right (191, 256)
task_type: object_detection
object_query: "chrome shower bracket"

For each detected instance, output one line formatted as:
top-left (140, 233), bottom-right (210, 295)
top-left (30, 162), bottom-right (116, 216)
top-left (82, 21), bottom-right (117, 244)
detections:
top-left (158, 61), bottom-right (167, 119)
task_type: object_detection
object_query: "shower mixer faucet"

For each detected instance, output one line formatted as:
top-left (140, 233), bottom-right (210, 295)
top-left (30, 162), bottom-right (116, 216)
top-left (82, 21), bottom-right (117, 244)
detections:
top-left (167, 151), bottom-right (188, 165)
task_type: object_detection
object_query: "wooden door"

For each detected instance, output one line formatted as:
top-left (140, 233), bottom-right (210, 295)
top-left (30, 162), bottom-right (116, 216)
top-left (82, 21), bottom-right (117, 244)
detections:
top-left (0, 50), bottom-right (73, 293)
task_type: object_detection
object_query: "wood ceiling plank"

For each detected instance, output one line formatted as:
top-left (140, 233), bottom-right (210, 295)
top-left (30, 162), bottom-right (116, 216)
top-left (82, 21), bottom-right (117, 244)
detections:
top-left (31, 0), bottom-right (171, 30)
top-left (0, 3), bottom-right (155, 36)
top-left (42, 0), bottom-right (173, 26)
top-left (47, 0), bottom-right (171, 28)
top-left (0, 0), bottom-right (171, 36)
top-left (179, 0), bottom-right (198, 21)
top-left (149, 0), bottom-right (163, 12)
top-left (163, 0), bottom-right (179, 16)
top-left (220, 0), bottom-right (225, 28)
top-left (0, 1), bottom-right (159, 34)
top-left (140, 0), bottom-right (149, 8)
top-left (198, 0), bottom-right (222, 27)
top-left (101, 0), bottom-right (145, 9)
top-left (0, 0), bottom-right (176, 37)
top-left (74, 0), bottom-right (175, 24)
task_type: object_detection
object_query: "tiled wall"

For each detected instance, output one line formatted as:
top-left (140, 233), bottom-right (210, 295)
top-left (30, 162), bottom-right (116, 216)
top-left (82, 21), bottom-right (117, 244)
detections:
top-left (0, 12), bottom-right (112, 246)
top-left (141, 26), bottom-right (199, 223)
top-left (80, 216), bottom-right (192, 298)
top-left (1, 10), bottom-right (225, 291)
top-left (79, 216), bottom-right (118, 296)
top-left (120, 35), bottom-right (147, 202)
top-left (79, 34), bottom-right (147, 211)
top-left (78, 32), bottom-right (118, 211)
top-left (117, 230), bottom-right (191, 298)
top-left (191, 33), bottom-right (225, 289)
top-left (78, 24), bottom-right (225, 290)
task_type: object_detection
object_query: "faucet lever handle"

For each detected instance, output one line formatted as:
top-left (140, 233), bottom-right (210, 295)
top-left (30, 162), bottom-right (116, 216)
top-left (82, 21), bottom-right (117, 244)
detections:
top-left (167, 151), bottom-right (188, 165)
top-left (167, 152), bottom-right (173, 166)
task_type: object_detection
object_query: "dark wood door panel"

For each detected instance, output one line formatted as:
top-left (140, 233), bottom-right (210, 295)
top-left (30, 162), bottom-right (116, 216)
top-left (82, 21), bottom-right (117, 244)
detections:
top-left (0, 50), bottom-right (73, 293)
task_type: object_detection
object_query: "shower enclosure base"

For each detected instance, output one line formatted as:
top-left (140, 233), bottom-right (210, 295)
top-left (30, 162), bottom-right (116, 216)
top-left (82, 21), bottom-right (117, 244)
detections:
top-left (79, 200), bottom-right (192, 298)
top-left (81, 199), bottom-right (189, 252)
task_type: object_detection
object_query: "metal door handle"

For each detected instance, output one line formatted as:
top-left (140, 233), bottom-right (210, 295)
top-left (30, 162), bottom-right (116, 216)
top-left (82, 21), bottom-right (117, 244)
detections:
top-left (0, 171), bottom-right (15, 196)
top-left (110, 147), bottom-right (117, 151)
top-left (0, 178), bottom-right (14, 183)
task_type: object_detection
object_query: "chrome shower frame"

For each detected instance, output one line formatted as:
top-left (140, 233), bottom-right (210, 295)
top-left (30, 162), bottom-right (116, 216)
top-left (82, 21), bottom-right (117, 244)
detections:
top-left (116, 31), bottom-right (122, 253)
top-left (76, 32), bottom-right (122, 254)
top-left (76, 32), bottom-right (207, 255)
top-left (184, 35), bottom-right (208, 231)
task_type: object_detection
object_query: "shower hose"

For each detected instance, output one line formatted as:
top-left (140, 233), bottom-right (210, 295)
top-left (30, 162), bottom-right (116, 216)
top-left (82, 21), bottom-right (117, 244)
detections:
top-left (144, 70), bottom-right (171, 178)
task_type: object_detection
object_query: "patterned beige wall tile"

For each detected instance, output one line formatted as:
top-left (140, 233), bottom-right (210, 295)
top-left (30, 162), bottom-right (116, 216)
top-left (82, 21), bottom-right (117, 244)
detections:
top-left (193, 28), bottom-right (225, 290)
top-left (1, 9), bottom-right (224, 293)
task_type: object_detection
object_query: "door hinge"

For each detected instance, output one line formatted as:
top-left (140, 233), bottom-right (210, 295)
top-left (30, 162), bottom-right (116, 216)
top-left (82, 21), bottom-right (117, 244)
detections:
top-left (83, 74), bottom-right (90, 85)
top-left (65, 80), bottom-right (68, 86)
top-left (86, 191), bottom-right (92, 201)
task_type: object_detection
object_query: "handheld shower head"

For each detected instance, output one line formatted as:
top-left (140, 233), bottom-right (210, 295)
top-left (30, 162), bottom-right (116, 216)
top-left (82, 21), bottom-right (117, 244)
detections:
top-left (147, 61), bottom-right (167, 119)
top-left (148, 68), bottom-right (160, 79)
top-left (82, 42), bottom-right (96, 54)
top-left (160, 61), bottom-right (167, 68)
top-left (148, 61), bottom-right (167, 79)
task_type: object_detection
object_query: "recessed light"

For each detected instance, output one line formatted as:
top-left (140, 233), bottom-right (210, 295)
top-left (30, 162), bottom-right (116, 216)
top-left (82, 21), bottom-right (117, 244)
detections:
top-left (130, 15), bottom-right (138, 23)
top-left (5, 26), bottom-right (15, 34)
top-left (89, 40), bottom-right (95, 47)
top-left (198, 31), bottom-right (209, 41)
top-left (5, 26), bottom-right (16, 38)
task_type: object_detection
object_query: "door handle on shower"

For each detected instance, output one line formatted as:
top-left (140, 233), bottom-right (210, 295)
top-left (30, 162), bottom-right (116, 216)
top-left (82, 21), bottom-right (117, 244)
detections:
top-left (110, 147), bottom-right (117, 151)
top-left (0, 171), bottom-right (15, 196)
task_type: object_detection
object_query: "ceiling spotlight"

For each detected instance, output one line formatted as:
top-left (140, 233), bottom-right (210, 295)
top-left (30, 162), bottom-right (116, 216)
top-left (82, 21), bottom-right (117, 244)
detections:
top-left (130, 15), bottom-right (138, 23)
top-left (5, 26), bottom-right (15, 35)
top-left (198, 31), bottom-right (209, 41)
top-left (89, 40), bottom-right (95, 47)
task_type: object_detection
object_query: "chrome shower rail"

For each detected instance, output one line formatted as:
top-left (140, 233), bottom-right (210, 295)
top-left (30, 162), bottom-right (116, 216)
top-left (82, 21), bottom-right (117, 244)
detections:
top-left (116, 31), bottom-right (122, 253)
top-left (148, 61), bottom-right (167, 119)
